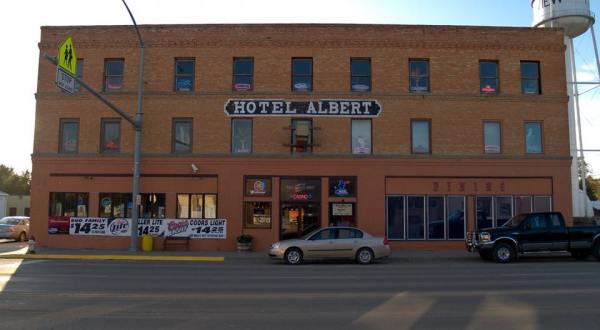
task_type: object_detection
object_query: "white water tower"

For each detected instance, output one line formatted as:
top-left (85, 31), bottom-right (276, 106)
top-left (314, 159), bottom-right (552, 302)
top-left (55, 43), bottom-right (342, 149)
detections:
top-left (531, 0), bottom-right (598, 218)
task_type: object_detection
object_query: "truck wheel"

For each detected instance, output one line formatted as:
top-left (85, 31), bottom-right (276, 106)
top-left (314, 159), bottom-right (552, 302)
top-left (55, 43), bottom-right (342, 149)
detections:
top-left (594, 243), bottom-right (600, 262)
top-left (493, 243), bottom-right (516, 263)
top-left (478, 251), bottom-right (493, 261)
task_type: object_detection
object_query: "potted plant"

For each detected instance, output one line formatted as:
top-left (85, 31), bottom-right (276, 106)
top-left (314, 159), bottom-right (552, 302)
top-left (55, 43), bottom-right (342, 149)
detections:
top-left (236, 234), bottom-right (253, 252)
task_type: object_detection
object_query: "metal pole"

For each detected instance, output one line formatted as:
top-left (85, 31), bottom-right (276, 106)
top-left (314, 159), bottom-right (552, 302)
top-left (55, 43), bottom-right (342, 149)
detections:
top-left (591, 24), bottom-right (600, 83)
top-left (569, 38), bottom-right (589, 218)
top-left (122, 0), bottom-right (144, 251)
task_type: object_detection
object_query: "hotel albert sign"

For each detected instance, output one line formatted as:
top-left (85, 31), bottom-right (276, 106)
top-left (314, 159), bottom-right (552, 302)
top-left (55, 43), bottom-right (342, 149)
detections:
top-left (224, 99), bottom-right (382, 117)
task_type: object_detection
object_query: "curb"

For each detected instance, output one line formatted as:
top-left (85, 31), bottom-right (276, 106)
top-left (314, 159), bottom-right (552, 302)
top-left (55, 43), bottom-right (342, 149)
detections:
top-left (0, 254), bottom-right (225, 262)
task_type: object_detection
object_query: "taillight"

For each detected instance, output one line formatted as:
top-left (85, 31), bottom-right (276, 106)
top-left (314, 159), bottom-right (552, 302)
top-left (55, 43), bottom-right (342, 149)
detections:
top-left (383, 238), bottom-right (389, 245)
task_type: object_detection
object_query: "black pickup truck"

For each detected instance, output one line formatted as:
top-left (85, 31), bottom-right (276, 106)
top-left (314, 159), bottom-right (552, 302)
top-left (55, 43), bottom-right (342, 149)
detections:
top-left (466, 212), bottom-right (600, 263)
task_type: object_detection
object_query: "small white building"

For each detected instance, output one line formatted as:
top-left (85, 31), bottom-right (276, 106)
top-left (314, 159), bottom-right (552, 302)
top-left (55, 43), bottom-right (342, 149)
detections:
top-left (7, 195), bottom-right (30, 216)
top-left (0, 191), bottom-right (7, 218)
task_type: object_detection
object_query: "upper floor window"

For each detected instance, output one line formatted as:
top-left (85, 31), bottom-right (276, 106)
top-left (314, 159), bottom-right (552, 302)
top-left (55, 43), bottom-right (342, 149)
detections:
top-left (411, 119), bottom-right (431, 154)
top-left (351, 58), bottom-right (371, 92)
top-left (175, 58), bottom-right (195, 92)
top-left (292, 58), bottom-right (313, 92)
top-left (231, 118), bottom-right (252, 154)
top-left (59, 118), bottom-right (79, 154)
top-left (233, 57), bottom-right (253, 91)
top-left (104, 59), bottom-right (124, 91)
top-left (480, 60), bottom-right (499, 93)
top-left (409, 59), bottom-right (429, 92)
top-left (521, 61), bottom-right (541, 94)
top-left (100, 118), bottom-right (121, 153)
top-left (172, 118), bottom-right (193, 154)
top-left (291, 119), bottom-right (312, 154)
top-left (75, 59), bottom-right (84, 92)
top-left (525, 122), bottom-right (543, 154)
top-left (483, 121), bottom-right (501, 154)
top-left (351, 120), bottom-right (372, 155)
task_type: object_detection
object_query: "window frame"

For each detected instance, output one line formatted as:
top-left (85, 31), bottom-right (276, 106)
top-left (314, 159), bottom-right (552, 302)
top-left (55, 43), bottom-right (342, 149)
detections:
top-left (174, 58), bottom-right (195, 92)
top-left (524, 121), bottom-right (544, 154)
top-left (48, 192), bottom-right (89, 217)
top-left (100, 118), bottom-right (121, 154)
top-left (520, 61), bottom-right (541, 95)
top-left (483, 120), bottom-right (502, 154)
top-left (446, 195), bottom-right (467, 240)
top-left (479, 60), bottom-right (499, 94)
top-left (58, 118), bottom-right (80, 154)
top-left (243, 201), bottom-right (272, 229)
top-left (410, 119), bottom-right (432, 154)
top-left (232, 57), bottom-right (254, 92)
top-left (98, 192), bottom-right (133, 218)
top-left (351, 119), bottom-right (372, 155)
top-left (171, 118), bottom-right (193, 154)
top-left (291, 57), bottom-right (313, 92)
top-left (231, 118), bottom-right (253, 155)
top-left (103, 58), bottom-right (124, 92)
top-left (409, 58), bottom-right (430, 93)
top-left (427, 195), bottom-right (446, 240)
top-left (350, 58), bottom-right (372, 92)
top-left (176, 193), bottom-right (218, 219)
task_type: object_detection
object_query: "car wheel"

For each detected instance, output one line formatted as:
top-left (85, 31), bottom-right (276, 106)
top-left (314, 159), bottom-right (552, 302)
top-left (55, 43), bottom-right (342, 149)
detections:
top-left (493, 243), bottom-right (516, 264)
top-left (284, 248), bottom-right (303, 265)
top-left (571, 251), bottom-right (590, 260)
top-left (18, 232), bottom-right (26, 242)
top-left (356, 248), bottom-right (374, 264)
top-left (593, 242), bottom-right (600, 262)
top-left (478, 251), bottom-right (493, 261)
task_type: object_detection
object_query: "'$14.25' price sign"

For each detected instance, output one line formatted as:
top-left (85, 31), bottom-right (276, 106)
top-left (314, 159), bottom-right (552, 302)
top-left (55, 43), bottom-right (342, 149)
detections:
top-left (69, 218), bottom-right (107, 235)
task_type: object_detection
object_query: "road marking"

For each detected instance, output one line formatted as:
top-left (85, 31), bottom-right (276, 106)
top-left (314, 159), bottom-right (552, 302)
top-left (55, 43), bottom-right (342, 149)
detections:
top-left (0, 254), bottom-right (225, 262)
top-left (351, 292), bottom-right (435, 329)
top-left (466, 294), bottom-right (537, 330)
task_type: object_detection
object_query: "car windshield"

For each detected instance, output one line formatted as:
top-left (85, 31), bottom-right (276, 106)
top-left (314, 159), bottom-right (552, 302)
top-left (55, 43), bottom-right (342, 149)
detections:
top-left (505, 214), bottom-right (528, 227)
top-left (0, 217), bottom-right (20, 225)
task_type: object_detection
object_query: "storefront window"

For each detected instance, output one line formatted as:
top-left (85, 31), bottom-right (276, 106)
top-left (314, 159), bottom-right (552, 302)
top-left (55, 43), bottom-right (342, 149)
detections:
top-left (534, 196), bottom-right (551, 212)
top-left (427, 196), bottom-right (445, 240)
top-left (245, 177), bottom-right (272, 197)
top-left (139, 193), bottom-right (165, 219)
top-left (484, 121), bottom-right (501, 153)
top-left (495, 196), bottom-right (513, 227)
top-left (447, 196), bottom-right (465, 240)
top-left (49, 192), bottom-right (89, 217)
top-left (476, 196), bottom-right (493, 229)
top-left (329, 177), bottom-right (356, 197)
top-left (281, 178), bottom-right (320, 202)
top-left (177, 193), bottom-right (217, 219)
top-left (205, 194), bottom-right (217, 218)
top-left (525, 122), bottom-right (543, 154)
top-left (99, 193), bottom-right (132, 218)
top-left (352, 120), bottom-right (371, 155)
top-left (407, 196), bottom-right (425, 240)
top-left (514, 196), bottom-right (532, 214)
top-left (386, 196), bottom-right (404, 240)
top-left (244, 202), bottom-right (271, 228)
top-left (232, 119), bottom-right (252, 154)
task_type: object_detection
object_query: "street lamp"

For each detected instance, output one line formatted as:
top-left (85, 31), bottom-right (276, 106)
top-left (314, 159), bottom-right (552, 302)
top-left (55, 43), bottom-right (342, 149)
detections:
top-left (122, 0), bottom-right (144, 251)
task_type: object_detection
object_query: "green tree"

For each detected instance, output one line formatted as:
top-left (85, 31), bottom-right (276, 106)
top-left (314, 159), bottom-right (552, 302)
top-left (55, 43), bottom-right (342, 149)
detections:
top-left (0, 165), bottom-right (31, 195)
top-left (577, 157), bottom-right (599, 201)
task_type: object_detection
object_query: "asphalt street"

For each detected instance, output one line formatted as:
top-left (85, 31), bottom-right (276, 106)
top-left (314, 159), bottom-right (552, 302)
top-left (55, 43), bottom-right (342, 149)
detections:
top-left (1, 242), bottom-right (600, 330)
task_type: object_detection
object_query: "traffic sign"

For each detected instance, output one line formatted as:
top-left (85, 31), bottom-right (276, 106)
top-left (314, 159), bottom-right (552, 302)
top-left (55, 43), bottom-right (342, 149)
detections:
top-left (57, 36), bottom-right (77, 76)
top-left (56, 68), bottom-right (75, 94)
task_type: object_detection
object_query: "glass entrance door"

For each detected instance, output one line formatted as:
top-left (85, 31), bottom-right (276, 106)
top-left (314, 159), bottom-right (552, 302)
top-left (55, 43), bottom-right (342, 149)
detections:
top-left (280, 203), bottom-right (320, 240)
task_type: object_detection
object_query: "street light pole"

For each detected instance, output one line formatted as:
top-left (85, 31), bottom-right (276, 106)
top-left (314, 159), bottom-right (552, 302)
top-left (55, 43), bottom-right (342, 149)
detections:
top-left (122, 0), bottom-right (144, 251)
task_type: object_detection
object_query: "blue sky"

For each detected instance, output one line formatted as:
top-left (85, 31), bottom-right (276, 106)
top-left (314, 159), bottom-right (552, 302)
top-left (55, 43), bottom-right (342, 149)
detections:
top-left (0, 0), bottom-right (598, 175)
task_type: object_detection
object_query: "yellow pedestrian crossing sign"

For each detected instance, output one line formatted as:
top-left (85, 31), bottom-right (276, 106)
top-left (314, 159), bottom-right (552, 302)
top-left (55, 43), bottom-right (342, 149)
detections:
top-left (58, 36), bottom-right (77, 76)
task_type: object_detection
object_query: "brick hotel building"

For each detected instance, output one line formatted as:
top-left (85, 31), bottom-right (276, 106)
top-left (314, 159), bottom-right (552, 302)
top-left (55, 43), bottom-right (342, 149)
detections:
top-left (32, 24), bottom-right (572, 251)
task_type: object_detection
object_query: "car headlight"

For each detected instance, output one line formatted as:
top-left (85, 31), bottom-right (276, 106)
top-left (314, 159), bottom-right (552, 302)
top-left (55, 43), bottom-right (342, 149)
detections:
top-left (271, 242), bottom-right (281, 249)
top-left (479, 232), bottom-right (491, 243)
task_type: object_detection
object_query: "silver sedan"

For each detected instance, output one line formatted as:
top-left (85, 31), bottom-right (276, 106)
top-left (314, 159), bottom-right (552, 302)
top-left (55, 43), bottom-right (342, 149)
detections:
top-left (269, 227), bottom-right (391, 264)
top-left (0, 216), bottom-right (30, 241)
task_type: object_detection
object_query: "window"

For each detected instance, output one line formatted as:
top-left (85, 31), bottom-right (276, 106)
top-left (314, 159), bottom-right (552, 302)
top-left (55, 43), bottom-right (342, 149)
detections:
top-left (292, 58), bottom-right (312, 91)
top-left (515, 196), bottom-right (532, 214)
top-left (8, 208), bottom-right (16, 216)
top-left (177, 193), bottom-right (217, 219)
top-left (409, 59), bottom-right (429, 92)
top-left (351, 120), bottom-right (371, 154)
top-left (172, 118), bottom-right (193, 153)
top-left (244, 202), bottom-right (272, 228)
top-left (99, 193), bottom-right (132, 218)
top-left (310, 228), bottom-right (336, 240)
top-left (75, 59), bottom-right (84, 91)
top-left (338, 228), bottom-right (363, 239)
top-left (104, 59), bottom-right (124, 91)
top-left (476, 196), bottom-right (493, 230)
top-left (245, 177), bottom-right (272, 196)
top-left (351, 58), bottom-right (371, 91)
top-left (139, 193), bottom-right (166, 218)
top-left (483, 121), bottom-right (501, 153)
top-left (525, 122), bottom-right (543, 154)
top-left (407, 196), bottom-right (425, 240)
top-left (521, 61), bottom-right (541, 94)
top-left (49, 192), bottom-right (89, 217)
top-left (534, 196), bottom-right (552, 212)
top-left (291, 119), bottom-right (312, 154)
top-left (175, 59), bottom-right (195, 91)
top-left (233, 57), bottom-right (253, 91)
top-left (495, 196), bottom-right (513, 227)
top-left (386, 196), bottom-right (405, 240)
top-left (447, 196), bottom-right (465, 240)
top-left (427, 196), bottom-right (445, 240)
top-left (480, 61), bottom-right (499, 93)
top-left (59, 119), bottom-right (79, 154)
top-left (411, 120), bottom-right (431, 154)
top-left (524, 214), bottom-right (548, 230)
top-left (329, 177), bottom-right (356, 197)
top-left (231, 119), bottom-right (252, 154)
top-left (100, 119), bottom-right (121, 153)
top-left (24, 208), bottom-right (30, 217)
top-left (549, 213), bottom-right (563, 227)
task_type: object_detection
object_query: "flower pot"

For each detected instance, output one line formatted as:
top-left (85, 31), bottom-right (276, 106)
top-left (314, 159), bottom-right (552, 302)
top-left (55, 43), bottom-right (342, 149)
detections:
top-left (237, 242), bottom-right (252, 252)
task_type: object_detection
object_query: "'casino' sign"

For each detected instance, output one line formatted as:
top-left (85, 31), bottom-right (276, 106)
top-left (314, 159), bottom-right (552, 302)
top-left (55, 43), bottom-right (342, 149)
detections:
top-left (224, 99), bottom-right (382, 117)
